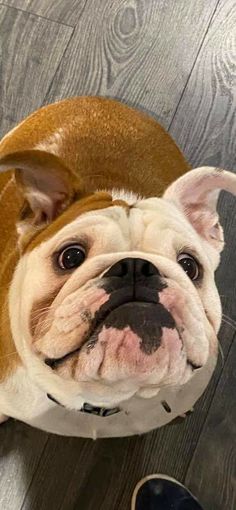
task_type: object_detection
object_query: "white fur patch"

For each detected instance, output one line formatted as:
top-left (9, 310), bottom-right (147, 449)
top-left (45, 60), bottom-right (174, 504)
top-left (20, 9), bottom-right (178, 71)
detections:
top-left (34, 127), bottom-right (65, 156)
top-left (2, 196), bottom-right (221, 436)
top-left (101, 188), bottom-right (141, 205)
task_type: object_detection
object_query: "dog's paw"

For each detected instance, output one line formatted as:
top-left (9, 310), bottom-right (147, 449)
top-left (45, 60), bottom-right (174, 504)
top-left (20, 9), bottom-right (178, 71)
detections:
top-left (0, 413), bottom-right (9, 424)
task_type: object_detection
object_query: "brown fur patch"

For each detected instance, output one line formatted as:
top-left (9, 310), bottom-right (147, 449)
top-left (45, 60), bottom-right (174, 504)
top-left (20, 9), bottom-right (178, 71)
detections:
top-left (0, 97), bottom-right (190, 202)
top-left (23, 192), bottom-right (129, 253)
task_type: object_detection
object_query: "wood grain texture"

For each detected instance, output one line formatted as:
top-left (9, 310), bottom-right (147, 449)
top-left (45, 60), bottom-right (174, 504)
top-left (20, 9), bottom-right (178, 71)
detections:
top-left (0, 4), bottom-right (73, 138)
top-left (169, 0), bottom-right (236, 168)
top-left (0, 420), bottom-right (48, 509)
top-left (45, 0), bottom-right (220, 129)
top-left (0, 0), bottom-right (86, 25)
top-left (169, 0), bottom-right (236, 320)
top-left (185, 334), bottom-right (236, 510)
top-left (15, 319), bottom-right (235, 510)
top-left (215, 191), bottom-right (236, 321)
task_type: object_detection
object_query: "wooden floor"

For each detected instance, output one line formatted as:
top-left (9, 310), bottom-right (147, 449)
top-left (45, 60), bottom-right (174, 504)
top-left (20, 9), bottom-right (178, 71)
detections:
top-left (0, 1), bottom-right (236, 509)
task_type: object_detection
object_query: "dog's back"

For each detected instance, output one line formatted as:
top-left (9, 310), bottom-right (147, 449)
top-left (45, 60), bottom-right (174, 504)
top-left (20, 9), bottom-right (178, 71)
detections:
top-left (0, 97), bottom-right (189, 200)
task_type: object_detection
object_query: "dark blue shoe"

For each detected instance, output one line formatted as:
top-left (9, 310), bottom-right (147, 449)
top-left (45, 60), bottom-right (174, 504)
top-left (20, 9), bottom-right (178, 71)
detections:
top-left (131, 475), bottom-right (204, 510)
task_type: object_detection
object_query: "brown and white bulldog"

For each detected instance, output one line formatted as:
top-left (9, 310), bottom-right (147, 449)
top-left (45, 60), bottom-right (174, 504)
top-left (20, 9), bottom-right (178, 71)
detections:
top-left (0, 97), bottom-right (235, 438)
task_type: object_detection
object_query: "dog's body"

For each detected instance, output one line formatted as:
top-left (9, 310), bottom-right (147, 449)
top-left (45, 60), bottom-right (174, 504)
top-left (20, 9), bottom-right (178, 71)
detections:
top-left (0, 97), bottom-right (234, 438)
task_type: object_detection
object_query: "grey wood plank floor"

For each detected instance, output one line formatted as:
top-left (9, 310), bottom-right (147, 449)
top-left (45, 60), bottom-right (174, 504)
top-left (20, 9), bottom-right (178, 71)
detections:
top-left (1, 0), bottom-right (86, 25)
top-left (0, 1), bottom-right (235, 509)
top-left (0, 4), bottom-right (73, 135)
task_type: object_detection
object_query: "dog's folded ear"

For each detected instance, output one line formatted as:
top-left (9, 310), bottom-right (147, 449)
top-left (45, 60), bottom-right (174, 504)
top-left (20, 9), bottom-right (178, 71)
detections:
top-left (163, 166), bottom-right (236, 252)
top-left (0, 149), bottom-right (80, 225)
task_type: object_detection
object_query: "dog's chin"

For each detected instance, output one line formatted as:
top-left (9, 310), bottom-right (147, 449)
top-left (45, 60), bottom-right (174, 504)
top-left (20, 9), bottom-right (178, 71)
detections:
top-left (45, 302), bottom-right (190, 390)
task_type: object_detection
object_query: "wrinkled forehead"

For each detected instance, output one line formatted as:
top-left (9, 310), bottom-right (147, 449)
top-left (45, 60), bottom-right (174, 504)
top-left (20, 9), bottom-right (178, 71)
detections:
top-left (25, 196), bottom-right (208, 259)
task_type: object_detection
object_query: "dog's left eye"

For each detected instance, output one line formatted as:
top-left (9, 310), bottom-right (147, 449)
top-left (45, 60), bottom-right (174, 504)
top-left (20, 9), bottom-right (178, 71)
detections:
top-left (57, 244), bottom-right (86, 270)
top-left (177, 253), bottom-right (200, 281)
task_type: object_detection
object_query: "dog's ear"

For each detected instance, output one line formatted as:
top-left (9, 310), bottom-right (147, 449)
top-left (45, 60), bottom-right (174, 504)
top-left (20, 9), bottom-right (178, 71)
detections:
top-left (0, 150), bottom-right (80, 226)
top-left (163, 167), bottom-right (236, 252)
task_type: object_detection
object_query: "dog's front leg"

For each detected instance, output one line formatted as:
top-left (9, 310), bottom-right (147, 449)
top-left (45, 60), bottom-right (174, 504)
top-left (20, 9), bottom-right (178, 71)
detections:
top-left (0, 413), bottom-right (9, 424)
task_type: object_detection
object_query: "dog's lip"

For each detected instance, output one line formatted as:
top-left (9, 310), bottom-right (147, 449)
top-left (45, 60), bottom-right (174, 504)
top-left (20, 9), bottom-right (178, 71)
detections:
top-left (45, 350), bottom-right (202, 372)
top-left (44, 299), bottom-right (203, 373)
top-left (44, 298), bottom-right (157, 369)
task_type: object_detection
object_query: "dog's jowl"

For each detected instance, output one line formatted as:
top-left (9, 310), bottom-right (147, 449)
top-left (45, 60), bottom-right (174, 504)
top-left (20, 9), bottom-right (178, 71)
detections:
top-left (0, 97), bottom-right (235, 437)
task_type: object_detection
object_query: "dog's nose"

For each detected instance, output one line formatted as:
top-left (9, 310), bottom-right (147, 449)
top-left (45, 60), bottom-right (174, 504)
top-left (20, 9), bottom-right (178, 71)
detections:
top-left (105, 257), bottom-right (160, 278)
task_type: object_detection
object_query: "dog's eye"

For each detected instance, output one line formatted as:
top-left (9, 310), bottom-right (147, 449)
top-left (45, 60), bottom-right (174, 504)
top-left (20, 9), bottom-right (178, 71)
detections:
top-left (177, 253), bottom-right (200, 281)
top-left (57, 244), bottom-right (86, 270)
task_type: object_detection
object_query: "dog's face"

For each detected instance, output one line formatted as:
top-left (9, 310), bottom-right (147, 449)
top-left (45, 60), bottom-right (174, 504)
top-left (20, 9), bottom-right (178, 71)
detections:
top-left (9, 165), bottom-right (231, 409)
top-left (1, 148), bottom-right (235, 410)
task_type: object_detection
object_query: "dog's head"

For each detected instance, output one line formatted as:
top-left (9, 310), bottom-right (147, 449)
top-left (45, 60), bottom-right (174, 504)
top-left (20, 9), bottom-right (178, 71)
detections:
top-left (1, 151), bottom-right (236, 409)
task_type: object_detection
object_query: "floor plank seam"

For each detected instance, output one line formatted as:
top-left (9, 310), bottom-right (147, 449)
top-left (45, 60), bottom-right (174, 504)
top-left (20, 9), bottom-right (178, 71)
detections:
top-left (0, 2), bottom-right (74, 28)
top-left (19, 435), bottom-right (50, 510)
top-left (183, 327), bottom-right (236, 483)
top-left (167, 0), bottom-right (221, 133)
top-left (43, 26), bottom-right (75, 105)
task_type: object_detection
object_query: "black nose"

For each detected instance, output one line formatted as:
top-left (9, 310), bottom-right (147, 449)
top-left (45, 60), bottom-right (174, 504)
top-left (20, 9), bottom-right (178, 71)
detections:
top-left (105, 258), bottom-right (161, 278)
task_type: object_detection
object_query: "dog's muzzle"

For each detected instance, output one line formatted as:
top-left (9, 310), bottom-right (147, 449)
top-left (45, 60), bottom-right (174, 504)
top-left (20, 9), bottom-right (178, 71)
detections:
top-left (45, 256), bottom-right (202, 389)
top-left (45, 257), bottom-right (179, 367)
top-left (86, 257), bottom-right (176, 355)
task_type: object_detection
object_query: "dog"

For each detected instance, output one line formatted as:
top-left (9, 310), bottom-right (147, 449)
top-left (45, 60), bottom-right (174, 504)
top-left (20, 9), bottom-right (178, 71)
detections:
top-left (0, 97), bottom-right (235, 438)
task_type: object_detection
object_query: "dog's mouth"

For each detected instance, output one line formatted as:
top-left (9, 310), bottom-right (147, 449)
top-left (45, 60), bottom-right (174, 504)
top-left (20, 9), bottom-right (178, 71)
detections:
top-left (45, 286), bottom-right (162, 369)
top-left (45, 286), bottom-right (202, 373)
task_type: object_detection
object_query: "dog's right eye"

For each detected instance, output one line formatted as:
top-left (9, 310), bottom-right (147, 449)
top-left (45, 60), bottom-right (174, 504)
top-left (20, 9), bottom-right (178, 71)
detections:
top-left (57, 244), bottom-right (86, 270)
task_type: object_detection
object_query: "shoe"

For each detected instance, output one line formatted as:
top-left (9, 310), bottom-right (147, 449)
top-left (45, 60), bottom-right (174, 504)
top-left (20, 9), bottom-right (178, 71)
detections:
top-left (131, 474), bottom-right (204, 510)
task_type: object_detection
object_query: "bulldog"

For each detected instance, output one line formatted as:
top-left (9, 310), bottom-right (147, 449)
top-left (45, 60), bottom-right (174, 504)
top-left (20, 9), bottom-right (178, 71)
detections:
top-left (0, 97), bottom-right (235, 438)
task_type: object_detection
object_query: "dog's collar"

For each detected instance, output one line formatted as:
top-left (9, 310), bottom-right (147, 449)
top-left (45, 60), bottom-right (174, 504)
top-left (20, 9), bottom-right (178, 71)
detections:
top-left (47, 393), bottom-right (120, 417)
